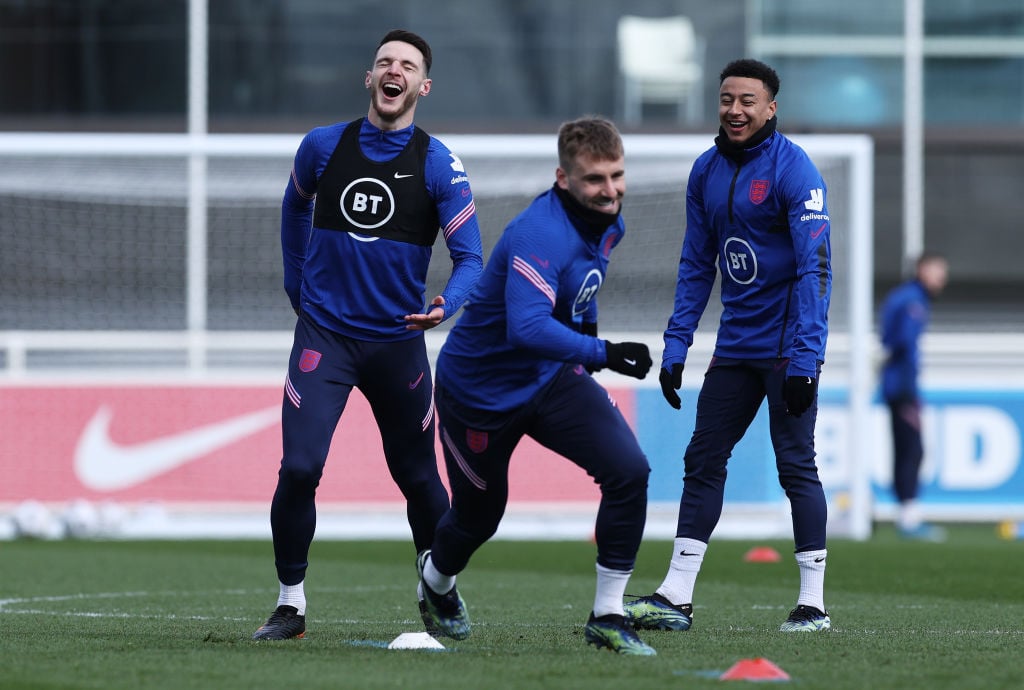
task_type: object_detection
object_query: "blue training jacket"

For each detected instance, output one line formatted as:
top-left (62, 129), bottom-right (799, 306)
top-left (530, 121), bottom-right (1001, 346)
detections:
top-left (879, 279), bottom-right (930, 402)
top-left (436, 186), bottom-right (620, 412)
top-left (281, 119), bottom-right (483, 341)
top-left (663, 129), bottom-right (832, 378)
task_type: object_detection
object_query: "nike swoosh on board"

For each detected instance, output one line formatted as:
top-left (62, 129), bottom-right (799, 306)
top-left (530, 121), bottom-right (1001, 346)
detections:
top-left (74, 404), bottom-right (280, 491)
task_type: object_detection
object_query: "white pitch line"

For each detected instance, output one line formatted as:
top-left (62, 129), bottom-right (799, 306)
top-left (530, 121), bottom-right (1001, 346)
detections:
top-left (3, 592), bottom-right (1021, 637)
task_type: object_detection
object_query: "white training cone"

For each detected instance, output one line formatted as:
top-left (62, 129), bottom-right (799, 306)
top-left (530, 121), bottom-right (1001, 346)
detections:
top-left (387, 632), bottom-right (445, 650)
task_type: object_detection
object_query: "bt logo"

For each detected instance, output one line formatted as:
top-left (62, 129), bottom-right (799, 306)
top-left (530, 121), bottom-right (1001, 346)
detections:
top-left (723, 237), bottom-right (757, 285)
top-left (573, 269), bottom-right (603, 316)
top-left (340, 177), bottom-right (395, 234)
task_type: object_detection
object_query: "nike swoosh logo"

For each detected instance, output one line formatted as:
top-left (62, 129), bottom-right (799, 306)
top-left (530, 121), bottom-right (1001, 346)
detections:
top-left (679, 551), bottom-right (698, 556)
top-left (814, 557), bottom-right (826, 563)
top-left (810, 222), bottom-right (827, 239)
top-left (624, 358), bottom-right (637, 367)
top-left (74, 404), bottom-right (280, 491)
top-left (806, 377), bottom-right (813, 384)
top-left (394, 173), bottom-right (414, 179)
top-left (409, 371), bottom-right (425, 390)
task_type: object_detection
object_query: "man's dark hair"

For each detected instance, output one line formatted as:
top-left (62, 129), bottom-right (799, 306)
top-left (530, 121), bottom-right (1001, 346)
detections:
top-left (378, 29), bottom-right (432, 74)
top-left (719, 59), bottom-right (780, 99)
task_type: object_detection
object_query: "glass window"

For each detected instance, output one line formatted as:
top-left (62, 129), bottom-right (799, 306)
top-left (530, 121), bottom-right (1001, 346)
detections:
top-left (926, 57), bottom-right (1024, 123)
top-left (756, 0), bottom-right (902, 36)
top-left (926, 0), bottom-right (1024, 37)
top-left (773, 56), bottom-right (901, 127)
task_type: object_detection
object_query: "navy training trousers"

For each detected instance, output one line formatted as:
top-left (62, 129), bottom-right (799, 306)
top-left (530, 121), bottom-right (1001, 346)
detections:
top-left (271, 312), bottom-right (449, 585)
top-left (429, 364), bottom-right (650, 576)
top-left (675, 358), bottom-right (827, 553)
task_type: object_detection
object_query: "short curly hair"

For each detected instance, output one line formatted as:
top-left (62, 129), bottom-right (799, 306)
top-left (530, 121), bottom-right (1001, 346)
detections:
top-left (719, 59), bottom-right (780, 99)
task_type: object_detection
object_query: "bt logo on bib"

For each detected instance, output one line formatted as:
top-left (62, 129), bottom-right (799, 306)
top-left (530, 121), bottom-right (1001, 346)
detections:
top-left (340, 177), bottom-right (396, 231)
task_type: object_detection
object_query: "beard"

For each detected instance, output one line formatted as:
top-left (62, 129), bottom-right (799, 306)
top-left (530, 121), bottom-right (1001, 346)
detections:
top-left (371, 87), bottom-right (418, 124)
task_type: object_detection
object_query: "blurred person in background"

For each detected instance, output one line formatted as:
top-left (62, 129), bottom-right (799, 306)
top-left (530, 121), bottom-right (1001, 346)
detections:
top-left (625, 59), bottom-right (833, 634)
top-left (416, 116), bottom-right (659, 655)
top-left (879, 252), bottom-right (949, 542)
top-left (252, 29), bottom-right (483, 641)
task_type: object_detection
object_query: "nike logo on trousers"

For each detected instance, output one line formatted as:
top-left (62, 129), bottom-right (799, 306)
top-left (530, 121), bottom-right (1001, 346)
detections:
top-left (74, 404), bottom-right (280, 491)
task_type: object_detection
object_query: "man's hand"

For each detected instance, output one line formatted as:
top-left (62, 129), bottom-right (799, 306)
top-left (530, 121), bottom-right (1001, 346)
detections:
top-left (783, 375), bottom-right (818, 417)
top-left (404, 296), bottom-right (445, 331)
top-left (659, 363), bottom-right (684, 409)
top-left (604, 341), bottom-right (653, 379)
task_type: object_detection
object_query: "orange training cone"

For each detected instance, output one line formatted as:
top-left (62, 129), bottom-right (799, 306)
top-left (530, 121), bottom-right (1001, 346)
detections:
top-left (743, 546), bottom-right (782, 563)
top-left (720, 657), bottom-right (791, 681)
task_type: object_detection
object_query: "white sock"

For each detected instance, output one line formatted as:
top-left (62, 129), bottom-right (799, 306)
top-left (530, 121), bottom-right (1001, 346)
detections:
top-left (795, 549), bottom-right (827, 612)
top-left (423, 555), bottom-right (456, 595)
top-left (593, 563), bottom-right (632, 618)
top-left (656, 537), bottom-right (707, 605)
top-left (898, 500), bottom-right (921, 530)
top-left (277, 581), bottom-right (306, 616)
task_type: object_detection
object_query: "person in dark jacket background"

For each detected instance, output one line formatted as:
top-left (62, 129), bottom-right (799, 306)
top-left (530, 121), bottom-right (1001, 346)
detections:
top-left (879, 252), bottom-right (949, 542)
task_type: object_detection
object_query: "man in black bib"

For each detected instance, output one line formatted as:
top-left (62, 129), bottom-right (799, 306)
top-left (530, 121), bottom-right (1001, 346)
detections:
top-left (253, 29), bottom-right (483, 642)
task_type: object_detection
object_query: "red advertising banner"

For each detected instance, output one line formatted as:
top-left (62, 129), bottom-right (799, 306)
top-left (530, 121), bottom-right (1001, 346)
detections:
top-left (0, 384), bottom-right (622, 505)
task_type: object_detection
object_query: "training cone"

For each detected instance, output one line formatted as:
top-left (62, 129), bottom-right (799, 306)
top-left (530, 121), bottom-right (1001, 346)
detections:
top-left (743, 546), bottom-right (782, 563)
top-left (720, 657), bottom-right (791, 681)
top-left (387, 632), bottom-right (445, 650)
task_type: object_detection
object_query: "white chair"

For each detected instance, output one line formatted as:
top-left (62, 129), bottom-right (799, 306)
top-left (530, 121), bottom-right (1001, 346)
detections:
top-left (617, 15), bottom-right (705, 125)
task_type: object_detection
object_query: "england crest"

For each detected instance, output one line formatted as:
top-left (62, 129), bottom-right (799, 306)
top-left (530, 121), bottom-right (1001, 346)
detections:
top-left (466, 429), bottom-right (488, 453)
top-left (298, 348), bottom-right (322, 373)
top-left (749, 179), bottom-right (770, 204)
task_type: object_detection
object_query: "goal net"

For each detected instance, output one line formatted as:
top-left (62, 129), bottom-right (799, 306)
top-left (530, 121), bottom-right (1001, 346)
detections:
top-left (0, 131), bottom-right (873, 540)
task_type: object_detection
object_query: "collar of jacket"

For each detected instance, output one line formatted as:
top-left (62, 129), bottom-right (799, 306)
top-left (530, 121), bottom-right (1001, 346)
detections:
top-left (714, 116), bottom-right (778, 163)
top-left (552, 183), bottom-right (620, 242)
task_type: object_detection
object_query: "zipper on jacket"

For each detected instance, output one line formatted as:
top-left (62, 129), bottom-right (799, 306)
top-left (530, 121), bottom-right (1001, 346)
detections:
top-left (726, 163), bottom-right (742, 223)
top-left (777, 282), bottom-right (794, 357)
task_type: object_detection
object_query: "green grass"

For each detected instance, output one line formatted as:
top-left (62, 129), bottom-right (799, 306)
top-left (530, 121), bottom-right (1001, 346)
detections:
top-left (1, 525), bottom-right (1022, 689)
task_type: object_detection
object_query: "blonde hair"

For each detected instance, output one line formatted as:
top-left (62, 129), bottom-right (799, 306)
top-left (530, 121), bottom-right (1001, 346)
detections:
top-left (557, 116), bottom-right (623, 172)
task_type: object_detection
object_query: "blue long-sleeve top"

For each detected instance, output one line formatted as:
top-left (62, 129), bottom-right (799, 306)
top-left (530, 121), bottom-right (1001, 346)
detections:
top-left (436, 186), bottom-right (620, 412)
top-left (879, 279), bottom-right (930, 402)
top-left (281, 118), bottom-right (483, 341)
top-left (663, 128), bottom-right (832, 377)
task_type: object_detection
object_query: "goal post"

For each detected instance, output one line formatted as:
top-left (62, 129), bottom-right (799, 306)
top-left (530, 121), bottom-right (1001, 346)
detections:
top-left (0, 131), bottom-right (873, 540)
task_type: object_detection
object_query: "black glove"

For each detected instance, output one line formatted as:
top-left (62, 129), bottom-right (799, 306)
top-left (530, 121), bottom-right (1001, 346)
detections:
top-left (783, 375), bottom-right (818, 417)
top-left (604, 341), bottom-right (652, 380)
top-left (659, 364), bottom-right (684, 409)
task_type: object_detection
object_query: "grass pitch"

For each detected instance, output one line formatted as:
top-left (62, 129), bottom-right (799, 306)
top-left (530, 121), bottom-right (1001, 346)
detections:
top-left (1, 525), bottom-right (1022, 689)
